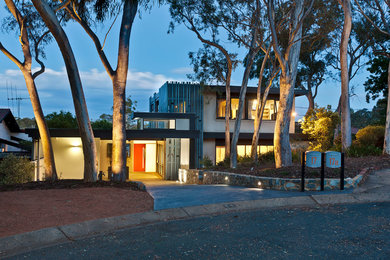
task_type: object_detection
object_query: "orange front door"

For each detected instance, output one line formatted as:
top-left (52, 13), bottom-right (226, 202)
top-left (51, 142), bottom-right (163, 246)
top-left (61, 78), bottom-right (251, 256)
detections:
top-left (134, 144), bottom-right (145, 172)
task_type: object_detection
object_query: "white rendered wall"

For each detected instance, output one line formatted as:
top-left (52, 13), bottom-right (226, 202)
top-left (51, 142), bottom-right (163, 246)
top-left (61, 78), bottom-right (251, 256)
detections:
top-left (180, 138), bottom-right (190, 169)
top-left (145, 143), bottom-right (157, 172)
top-left (203, 93), bottom-right (296, 134)
top-left (203, 139), bottom-right (216, 163)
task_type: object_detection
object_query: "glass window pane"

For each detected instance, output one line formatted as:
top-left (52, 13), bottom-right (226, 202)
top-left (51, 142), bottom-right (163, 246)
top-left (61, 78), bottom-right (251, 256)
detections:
top-left (216, 146), bottom-right (225, 163)
top-left (248, 99), bottom-right (257, 120)
top-left (231, 99), bottom-right (239, 119)
top-left (237, 145), bottom-right (246, 157)
top-left (245, 145), bottom-right (251, 156)
top-left (217, 100), bottom-right (226, 118)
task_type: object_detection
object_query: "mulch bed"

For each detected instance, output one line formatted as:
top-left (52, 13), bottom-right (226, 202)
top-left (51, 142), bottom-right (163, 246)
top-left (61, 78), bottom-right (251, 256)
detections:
top-left (0, 179), bottom-right (142, 192)
top-left (211, 155), bottom-right (390, 179)
top-left (0, 180), bottom-right (154, 238)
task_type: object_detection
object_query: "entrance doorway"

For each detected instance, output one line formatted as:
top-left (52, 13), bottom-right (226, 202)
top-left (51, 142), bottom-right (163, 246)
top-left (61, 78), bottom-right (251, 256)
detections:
top-left (134, 144), bottom-right (145, 172)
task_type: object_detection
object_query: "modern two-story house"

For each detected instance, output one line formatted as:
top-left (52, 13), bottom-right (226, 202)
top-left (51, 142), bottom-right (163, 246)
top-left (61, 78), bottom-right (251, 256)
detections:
top-left (149, 82), bottom-right (307, 165)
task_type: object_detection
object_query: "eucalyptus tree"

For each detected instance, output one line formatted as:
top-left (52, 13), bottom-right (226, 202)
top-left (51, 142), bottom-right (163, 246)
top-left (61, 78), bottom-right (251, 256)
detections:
top-left (296, 1), bottom-right (342, 113)
top-left (0, 0), bottom-right (57, 180)
top-left (355, 0), bottom-right (390, 154)
top-left (31, 0), bottom-right (98, 182)
top-left (337, 0), bottom-right (353, 151)
top-left (266, 0), bottom-right (314, 168)
top-left (62, 0), bottom-right (138, 181)
top-left (169, 0), bottom-right (237, 161)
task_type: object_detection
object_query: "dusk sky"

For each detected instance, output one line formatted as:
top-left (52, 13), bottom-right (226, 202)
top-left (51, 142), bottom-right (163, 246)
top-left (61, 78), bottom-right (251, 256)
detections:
top-left (0, 3), bottom-right (375, 120)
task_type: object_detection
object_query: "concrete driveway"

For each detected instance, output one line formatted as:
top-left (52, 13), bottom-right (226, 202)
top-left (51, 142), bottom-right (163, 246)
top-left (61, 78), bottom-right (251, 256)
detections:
top-left (138, 178), bottom-right (351, 210)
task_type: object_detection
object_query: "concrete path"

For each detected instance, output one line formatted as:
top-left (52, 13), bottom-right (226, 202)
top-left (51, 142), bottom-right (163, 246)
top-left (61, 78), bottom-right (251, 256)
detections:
top-left (1, 169), bottom-right (390, 258)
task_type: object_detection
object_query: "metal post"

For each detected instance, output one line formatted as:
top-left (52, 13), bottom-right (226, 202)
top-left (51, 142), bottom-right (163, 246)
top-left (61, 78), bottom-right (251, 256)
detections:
top-left (301, 151), bottom-right (305, 192)
top-left (321, 152), bottom-right (325, 191)
top-left (340, 152), bottom-right (345, 190)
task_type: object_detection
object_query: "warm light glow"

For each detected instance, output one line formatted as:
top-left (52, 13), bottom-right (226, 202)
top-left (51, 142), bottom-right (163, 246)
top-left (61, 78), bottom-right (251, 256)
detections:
top-left (258, 181), bottom-right (262, 186)
top-left (292, 111), bottom-right (297, 117)
top-left (225, 176), bottom-right (229, 181)
top-left (252, 100), bottom-right (258, 110)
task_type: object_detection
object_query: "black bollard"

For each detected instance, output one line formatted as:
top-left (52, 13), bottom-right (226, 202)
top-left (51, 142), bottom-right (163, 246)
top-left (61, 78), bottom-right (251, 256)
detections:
top-left (301, 151), bottom-right (305, 192)
top-left (321, 153), bottom-right (325, 191)
top-left (340, 152), bottom-right (345, 190)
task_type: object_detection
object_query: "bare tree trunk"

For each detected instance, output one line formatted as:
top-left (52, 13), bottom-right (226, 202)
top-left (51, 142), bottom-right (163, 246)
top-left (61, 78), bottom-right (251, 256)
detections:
top-left (230, 35), bottom-right (259, 168)
top-left (111, 0), bottom-right (138, 181)
top-left (225, 67), bottom-right (232, 160)
top-left (1, 0), bottom-right (57, 180)
top-left (23, 73), bottom-right (57, 180)
top-left (306, 90), bottom-right (315, 113)
top-left (272, 0), bottom-right (305, 168)
top-left (251, 78), bottom-right (273, 161)
top-left (274, 76), bottom-right (295, 167)
top-left (251, 45), bottom-right (272, 162)
top-left (339, 0), bottom-right (352, 151)
top-left (383, 59), bottom-right (390, 154)
top-left (32, 0), bottom-right (98, 182)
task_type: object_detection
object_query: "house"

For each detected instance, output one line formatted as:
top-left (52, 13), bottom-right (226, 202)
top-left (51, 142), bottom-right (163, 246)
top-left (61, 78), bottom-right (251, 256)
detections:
top-left (26, 81), bottom-right (306, 181)
top-left (0, 108), bottom-right (30, 157)
top-left (149, 82), bottom-right (307, 165)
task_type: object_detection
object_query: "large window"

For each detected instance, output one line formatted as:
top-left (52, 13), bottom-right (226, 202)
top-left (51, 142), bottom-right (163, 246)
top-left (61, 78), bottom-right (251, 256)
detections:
top-left (247, 99), bottom-right (278, 120)
top-left (216, 145), bottom-right (274, 163)
top-left (218, 98), bottom-right (278, 120)
top-left (217, 98), bottom-right (239, 118)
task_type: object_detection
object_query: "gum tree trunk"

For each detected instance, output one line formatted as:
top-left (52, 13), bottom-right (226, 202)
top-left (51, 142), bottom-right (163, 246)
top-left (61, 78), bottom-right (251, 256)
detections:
top-left (65, 0), bottom-right (138, 181)
top-left (384, 59), bottom-right (390, 154)
top-left (32, 0), bottom-right (98, 182)
top-left (268, 0), bottom-right (307, 168)
top-left (111, 0), bottom-right (138, 181)
top-left (1, 0), bottom-right (57, 180)
top-left (230, 31), bottom-right (259, 168)
top-left (339, 0), bottom-right (352, 151)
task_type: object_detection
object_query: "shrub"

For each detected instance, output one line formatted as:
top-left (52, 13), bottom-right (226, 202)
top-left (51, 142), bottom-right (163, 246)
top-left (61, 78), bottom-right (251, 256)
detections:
top-left (355, 125), bottom-right (385, 148)
top-left (300, 106), bottom-right (339, 152)
top-left (346, 144), bottom-right (382, 157)
top-left (200, 156), bottom-right (213, 169)
top-left (258, 151), bottom-right (275, 163)
top-left (0, 154), bottom-right (34, 185)
top-left (216, 157), bottom-right (230, 168)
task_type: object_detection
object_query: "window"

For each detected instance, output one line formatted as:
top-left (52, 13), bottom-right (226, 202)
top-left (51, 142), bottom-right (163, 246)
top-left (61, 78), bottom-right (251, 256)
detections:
top-left (217, 98), bottom-right (239, 118)
top-left (248, 99), bottom-right (279, 120)
top-left (216, 145), bottom-right (274, 163)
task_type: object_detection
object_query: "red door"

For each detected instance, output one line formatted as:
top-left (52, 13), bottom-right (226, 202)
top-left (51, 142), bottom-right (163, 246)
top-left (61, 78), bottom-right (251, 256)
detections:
top-left (134, 144), bottom-right (145, 172)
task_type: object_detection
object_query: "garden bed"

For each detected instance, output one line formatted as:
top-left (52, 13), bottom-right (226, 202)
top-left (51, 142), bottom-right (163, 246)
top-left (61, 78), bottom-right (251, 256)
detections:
top-left (0, 181), bottom-right (153, 238)
top-left (210, 155), bottom-right (390, 179)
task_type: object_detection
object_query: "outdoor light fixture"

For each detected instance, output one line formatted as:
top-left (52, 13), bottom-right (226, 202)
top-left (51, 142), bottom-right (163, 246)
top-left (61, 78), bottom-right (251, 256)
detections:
top-left (225, 176), bottom-right (229, 181)
top-left (258, 181), bottom-right (262, 186)
top-left (292, 111), bottom-right (297, 117)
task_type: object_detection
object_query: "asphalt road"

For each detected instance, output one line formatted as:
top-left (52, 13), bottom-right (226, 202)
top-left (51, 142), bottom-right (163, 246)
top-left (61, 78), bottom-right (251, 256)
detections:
top-left (9, 202), bottom-right (390, 259)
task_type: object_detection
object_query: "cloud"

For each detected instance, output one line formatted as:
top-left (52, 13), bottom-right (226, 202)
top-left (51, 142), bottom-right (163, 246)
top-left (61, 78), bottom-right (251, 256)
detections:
top-left (0, 67), bottom-right (177, 118)
top-left (171, 67), bottom-right (193, 74)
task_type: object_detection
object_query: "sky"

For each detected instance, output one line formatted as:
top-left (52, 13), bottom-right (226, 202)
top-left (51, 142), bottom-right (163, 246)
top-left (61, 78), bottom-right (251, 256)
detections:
top-left (0, 3), bottom-right (375, 121)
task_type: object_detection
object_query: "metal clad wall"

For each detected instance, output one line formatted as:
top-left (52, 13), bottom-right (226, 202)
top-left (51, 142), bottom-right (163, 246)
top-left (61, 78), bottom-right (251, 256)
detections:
top-left (149, 82), bottom-right (203, 169)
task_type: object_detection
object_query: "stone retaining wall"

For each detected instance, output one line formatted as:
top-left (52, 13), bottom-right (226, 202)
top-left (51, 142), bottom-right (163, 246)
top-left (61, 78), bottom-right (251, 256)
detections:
top-left (178, 168), bottom-right (367, 191)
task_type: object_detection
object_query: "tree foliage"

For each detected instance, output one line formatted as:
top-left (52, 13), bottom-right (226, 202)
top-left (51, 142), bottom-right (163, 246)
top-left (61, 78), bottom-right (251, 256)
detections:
top-left (365, 55), bottom-right (389, 102)
top-left (45, 111), bottom-right (78, 128)
top-left (300, 106), bottom-right (340, 152)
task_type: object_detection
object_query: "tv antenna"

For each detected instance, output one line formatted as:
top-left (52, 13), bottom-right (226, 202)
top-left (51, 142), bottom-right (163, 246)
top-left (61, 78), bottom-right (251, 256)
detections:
top-left (6, 81), bottom-right (28, 119)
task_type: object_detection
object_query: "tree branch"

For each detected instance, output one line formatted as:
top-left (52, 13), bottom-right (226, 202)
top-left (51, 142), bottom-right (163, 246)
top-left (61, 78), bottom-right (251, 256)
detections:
top-left (65, 3), bottom-right (114, 77)
top-left (0, 42), bottom-right (24, 69)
